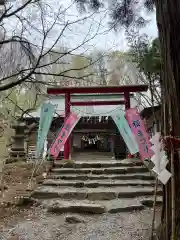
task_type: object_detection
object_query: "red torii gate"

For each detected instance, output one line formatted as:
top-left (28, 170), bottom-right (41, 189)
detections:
top-left (47, 85), bottom-right (148, 160)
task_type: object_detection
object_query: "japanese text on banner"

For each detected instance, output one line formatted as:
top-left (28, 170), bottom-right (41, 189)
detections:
top-left (50, 112), bottom-right (80, 158)
top-left (112, 111), bottom-right (139, 155)
top-left (126, 108), bottom-right (153, 160)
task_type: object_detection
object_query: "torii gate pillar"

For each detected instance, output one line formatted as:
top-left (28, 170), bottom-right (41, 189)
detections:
top-left (124, 91), bottom-right (130, 110)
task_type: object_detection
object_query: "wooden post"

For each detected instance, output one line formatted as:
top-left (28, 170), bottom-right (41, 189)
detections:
top-left (64, 92), bottom-right (70, 160)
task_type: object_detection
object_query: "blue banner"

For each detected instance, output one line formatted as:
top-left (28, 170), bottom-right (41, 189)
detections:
top-left (112, 111), bottom-right (139, 155)
top-left (36, 103), bottom-right (56, 158)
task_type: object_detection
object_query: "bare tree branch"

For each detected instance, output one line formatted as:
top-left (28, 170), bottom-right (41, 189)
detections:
top-left (0, 0), bottom-right (111, 122)
top-left (0, 1), bottom-right (103, 91)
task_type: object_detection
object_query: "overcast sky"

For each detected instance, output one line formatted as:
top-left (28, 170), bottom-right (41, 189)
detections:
top-left (57, 1), bottom-right (158, 53)
top-left (5, 0), bottom-right (158, 54)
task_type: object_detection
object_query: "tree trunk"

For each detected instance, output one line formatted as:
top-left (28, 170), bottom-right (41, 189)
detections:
top-left (155, 0), bottom-right (180, 239)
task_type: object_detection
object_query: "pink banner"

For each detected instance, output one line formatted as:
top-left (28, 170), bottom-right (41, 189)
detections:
top-left (126, 108), bottom-right (153, 160)
top-left (50, 112), bottom-right (80, 158)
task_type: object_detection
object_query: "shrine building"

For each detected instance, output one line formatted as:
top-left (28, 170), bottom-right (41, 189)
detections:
top-left (24, 85), bottom-right (148, 160)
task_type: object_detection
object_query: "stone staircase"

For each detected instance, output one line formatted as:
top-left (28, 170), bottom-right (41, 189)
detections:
top-left (32, 157), bottom-right (162, 214)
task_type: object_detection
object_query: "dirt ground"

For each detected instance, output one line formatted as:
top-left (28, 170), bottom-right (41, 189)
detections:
top-left (0, 161), bottom-right (47, 230)
top-left (0, 205), bottom-right (161, 240)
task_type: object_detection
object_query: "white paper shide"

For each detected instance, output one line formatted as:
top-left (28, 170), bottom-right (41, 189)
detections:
top-left (150, 132), bottom-right (172, 185)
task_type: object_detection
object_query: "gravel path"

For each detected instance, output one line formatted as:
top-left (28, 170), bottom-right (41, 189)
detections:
top-left (1, 205), bottom-right (161, 240)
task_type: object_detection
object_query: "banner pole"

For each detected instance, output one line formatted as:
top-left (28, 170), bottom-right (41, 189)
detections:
top-left (64, 92), bottom-right (71, 160)
top-left (124, 91), bottom-right (130, 158)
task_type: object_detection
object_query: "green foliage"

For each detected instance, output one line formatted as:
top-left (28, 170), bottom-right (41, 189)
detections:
top-left (75, 0), bottom-right (155, 29)
top-left (130, 37), bottom-right (161, 79)
top-left (0, 84), bottom-right (42, 120)
top-left (74, 0), bottom-right (160, 84)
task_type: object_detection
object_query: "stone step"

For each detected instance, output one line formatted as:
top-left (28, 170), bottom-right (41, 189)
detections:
top-left (32, 186), bottom-right (162, 200)
top-left (42, 199), bottom-right (106, 214)
top-left (43, 179), bottom-right (158, 188)
top-left (54, 161), bottom-right (143, 169)
top-left (48, 173), bottom-right (155, 181)
top-left (51, 166), bottom-right (148, 175)
top-left (140, 196), bottom-right (163, 207)
top-left (40, 198), bottom-right (148, 214)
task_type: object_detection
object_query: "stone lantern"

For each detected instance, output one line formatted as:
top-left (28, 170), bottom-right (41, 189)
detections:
top-left (9, 120), bottom-right (26, 160)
